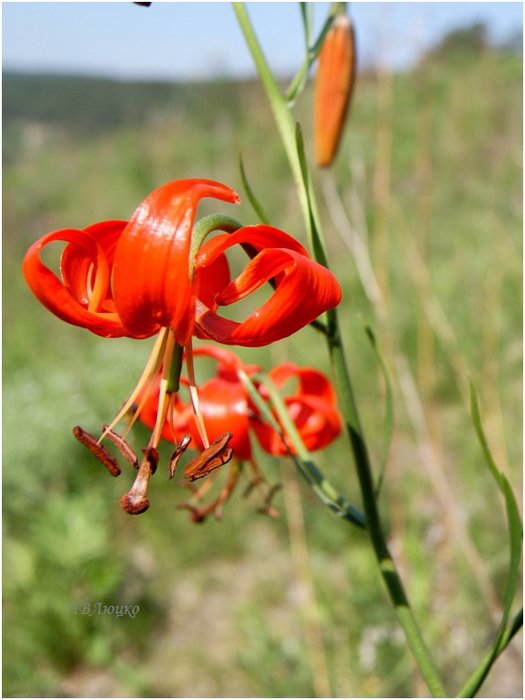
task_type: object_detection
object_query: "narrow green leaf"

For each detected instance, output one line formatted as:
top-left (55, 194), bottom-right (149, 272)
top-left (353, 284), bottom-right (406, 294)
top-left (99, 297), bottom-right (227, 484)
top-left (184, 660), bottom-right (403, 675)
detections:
top-left (299, 2), bottom-right (310, 45)
top-left (362, 322), bottom-right (394, 497)
top-left (496, 607), bottom-right (523, 655)
top-left (295, 122), bottom-right (328, 267)
top-left (309, 10), bottom-right (337, 57)
top-left (285, 3), bottom-right (311, 104)
top-left (469, 382), bottom-right (501, 484)
top-left (456, 384), bottom-right (523, 697)
top-left (286, 6), bottom-right (335, 105)
top-left (285, 60), bottom-right (310, 106)
top-left (238, 155), bottom-right (270, 224)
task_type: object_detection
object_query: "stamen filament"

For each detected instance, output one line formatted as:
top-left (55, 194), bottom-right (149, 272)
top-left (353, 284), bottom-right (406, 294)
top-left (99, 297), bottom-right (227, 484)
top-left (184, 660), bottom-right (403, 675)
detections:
top-left (186, 469), bottom-right (219, 502)
top-left (185, 340), bottom-right (210, 448)
top-left (150, 329), bottom-right (177, 449)
top-left (248, 456), bottom-right (269, 501)
top-left (87, 255), bottom-right (110, 314)
top-left (99, 327), bottom-right (169, 442)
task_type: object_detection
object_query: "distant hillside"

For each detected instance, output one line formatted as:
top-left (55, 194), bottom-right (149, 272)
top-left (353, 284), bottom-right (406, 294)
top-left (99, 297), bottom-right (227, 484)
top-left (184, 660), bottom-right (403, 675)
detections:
top-left (3, 72), bottom-right (248, 133)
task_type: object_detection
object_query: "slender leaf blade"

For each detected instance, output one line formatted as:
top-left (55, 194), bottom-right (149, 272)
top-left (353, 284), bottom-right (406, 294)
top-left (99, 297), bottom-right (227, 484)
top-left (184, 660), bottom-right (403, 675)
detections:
top-left (238, 155), bottom-right (270, 224)
top-left (363, 322), bottom-right (394, 497)
top-left (456, 384), bottom-right (523, 697)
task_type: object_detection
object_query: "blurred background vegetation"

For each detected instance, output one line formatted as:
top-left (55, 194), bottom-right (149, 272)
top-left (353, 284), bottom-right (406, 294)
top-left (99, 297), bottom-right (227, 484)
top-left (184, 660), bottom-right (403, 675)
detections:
top-left (3, 17), bottom-right (523, 698)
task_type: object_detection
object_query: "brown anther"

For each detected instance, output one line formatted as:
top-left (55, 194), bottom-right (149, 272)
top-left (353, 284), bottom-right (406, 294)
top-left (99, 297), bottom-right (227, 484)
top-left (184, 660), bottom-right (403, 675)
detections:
top-left (242, 474), bottom-right (265, 498)
top-left (168, 434), bottom-right (192, 479)
top-left (102, 424), bottom-right (138, 469)
top-left (258, 505), bottom-right (280, 519)
top-left (73, 425), bottom-right (121, 476)
top-left (175, 502), bottom-right (209, 523)
top-left (244, 476), bottom-right (281, 518)
top-left (265, 482), bottom-right (283, 504)
top-left (120, 493), bottom-right (150, 515)
top-left (184, 432), bottom-right (233, 482)
top-left (260, 483), bottom-right (282, 518)
top-left (120, 448), bottom-right (158, 515)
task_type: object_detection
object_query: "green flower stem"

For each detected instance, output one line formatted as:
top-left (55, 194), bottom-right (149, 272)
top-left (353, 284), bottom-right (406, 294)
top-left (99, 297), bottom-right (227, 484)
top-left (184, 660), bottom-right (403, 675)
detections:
top-left (327, 326), bottom-right (447, 699)
top-left (189, 213), bottom-right (242, 278)
top-left (286, 4), bottom-right (343, 105)
top-left (233, 2), bottom-right (328, 265)
top-left (234, 3), bottom-right (447, 695)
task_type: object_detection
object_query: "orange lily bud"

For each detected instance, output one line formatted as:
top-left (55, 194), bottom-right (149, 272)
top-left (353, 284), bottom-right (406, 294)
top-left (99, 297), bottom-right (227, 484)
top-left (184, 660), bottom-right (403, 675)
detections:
top-left (314, 13), bottom-right (356, 167)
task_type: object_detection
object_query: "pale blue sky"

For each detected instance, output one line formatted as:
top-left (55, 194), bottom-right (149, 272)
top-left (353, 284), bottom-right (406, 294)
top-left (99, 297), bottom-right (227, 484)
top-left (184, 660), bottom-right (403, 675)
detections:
top-left (3, 2), bottom-right (523, 81)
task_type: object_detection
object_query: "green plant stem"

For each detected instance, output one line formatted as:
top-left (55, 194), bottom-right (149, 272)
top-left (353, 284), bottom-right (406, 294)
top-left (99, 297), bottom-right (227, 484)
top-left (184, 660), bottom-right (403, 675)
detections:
top-left (233, 3), bottom-right (447, 695)
top-left (327, 318), bottom-right (447, 698)
top-left (189, 213), bottom-right (242, 277)
top-left (233, 2), bottom-right (327, 265)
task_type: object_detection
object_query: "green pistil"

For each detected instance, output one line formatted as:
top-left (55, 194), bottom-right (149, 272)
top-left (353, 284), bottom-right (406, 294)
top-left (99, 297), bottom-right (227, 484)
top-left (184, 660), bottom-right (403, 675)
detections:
top-left (167, 341), bottom-right (184, 393)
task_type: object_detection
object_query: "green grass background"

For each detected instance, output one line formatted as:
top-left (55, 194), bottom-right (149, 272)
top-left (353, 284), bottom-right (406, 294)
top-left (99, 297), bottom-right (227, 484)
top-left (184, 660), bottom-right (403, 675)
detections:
top-left (3, 36), bottom-right (523, 698)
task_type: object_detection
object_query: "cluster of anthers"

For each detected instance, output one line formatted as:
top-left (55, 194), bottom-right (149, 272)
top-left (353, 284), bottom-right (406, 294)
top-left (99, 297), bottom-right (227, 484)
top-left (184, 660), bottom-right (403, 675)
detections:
top-left (72, 421), bottom-right (233, 517)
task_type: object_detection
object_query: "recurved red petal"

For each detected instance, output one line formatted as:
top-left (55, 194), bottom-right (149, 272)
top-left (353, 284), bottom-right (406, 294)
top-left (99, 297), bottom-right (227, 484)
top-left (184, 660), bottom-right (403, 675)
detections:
top-left (192, 344), bottom-right (260, 381)
top-left (112, 179), bottom-right (240, 344)
top-left (193, 250), bottom-right (230, 311)
top-left (251, 395), bottom-right (341, 455)
top-left (265, 363), bottom-right (337, 405)
top-left (251, 364), bottom-right (342, 456)
top-left (60, 220), bottom-right (126, 313)
top-left (194, 225), bottom-right (341, 347)
top-left (22, 223), bottom-right (131, 338)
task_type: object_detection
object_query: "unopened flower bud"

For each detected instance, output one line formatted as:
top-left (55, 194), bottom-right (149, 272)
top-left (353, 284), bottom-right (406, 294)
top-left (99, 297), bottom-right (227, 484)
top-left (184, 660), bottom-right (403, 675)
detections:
top-left (314, 13), bottom-right (356, 167)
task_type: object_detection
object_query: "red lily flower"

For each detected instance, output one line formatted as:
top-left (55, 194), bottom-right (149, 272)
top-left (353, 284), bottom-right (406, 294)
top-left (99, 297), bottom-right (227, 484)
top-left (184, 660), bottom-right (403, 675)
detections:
top-left (22, 179), bottom-right (341, 345)
top-left (138, 345), bottom-right (342, 520)
top-left (22, 179), bottom-right (341, 515)
top-left (250, 362), bottom-right (342, 455)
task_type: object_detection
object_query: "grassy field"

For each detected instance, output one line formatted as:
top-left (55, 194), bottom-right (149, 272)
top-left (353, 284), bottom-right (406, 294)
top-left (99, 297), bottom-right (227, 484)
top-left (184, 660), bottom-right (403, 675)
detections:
top-left (3, 39), bottom-right (522, 698)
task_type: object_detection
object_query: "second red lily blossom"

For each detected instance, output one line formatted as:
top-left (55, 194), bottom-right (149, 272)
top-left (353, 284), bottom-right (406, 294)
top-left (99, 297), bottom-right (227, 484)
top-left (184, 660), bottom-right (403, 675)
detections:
top-left (138, 345), bottom-right (342, 520)
top-left (22, 178), bottom-right (342, 514)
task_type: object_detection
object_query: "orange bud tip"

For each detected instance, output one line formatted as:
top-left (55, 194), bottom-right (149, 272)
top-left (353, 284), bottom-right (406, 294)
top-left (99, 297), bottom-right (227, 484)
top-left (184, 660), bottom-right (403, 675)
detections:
top-left (314, 13), bottom-right (356, 167)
